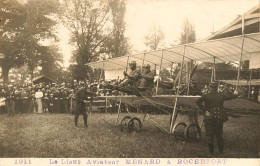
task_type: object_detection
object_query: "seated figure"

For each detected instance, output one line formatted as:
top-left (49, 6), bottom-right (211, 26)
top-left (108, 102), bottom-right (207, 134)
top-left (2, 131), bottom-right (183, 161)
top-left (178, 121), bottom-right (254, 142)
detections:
top-left (136, 64), bottom-right (155, 96)
top-left (118, 61), bottom-right (141, 87)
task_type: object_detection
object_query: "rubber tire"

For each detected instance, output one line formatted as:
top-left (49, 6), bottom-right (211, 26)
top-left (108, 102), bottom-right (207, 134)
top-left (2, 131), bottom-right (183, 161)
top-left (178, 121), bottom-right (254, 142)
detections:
top-left (120, 116), bottom-right (131, 126)
top-left (172, 122), bottom-right (187, 140)
top-left (173, 122), bottom-right (187, 139)
top-left (184, 123), bottom-right (201, 142)
top-left (128, 117), bottom-right (142, 132)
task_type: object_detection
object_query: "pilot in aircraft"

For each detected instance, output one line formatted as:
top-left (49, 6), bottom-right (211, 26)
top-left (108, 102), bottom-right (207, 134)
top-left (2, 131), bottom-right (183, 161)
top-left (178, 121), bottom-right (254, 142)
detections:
top-left (103, 61), bottom-right (140, 90)
top-left (118, 61), bottom-right (141, 87)
top-left (135, 64), bottom-right (155, 95)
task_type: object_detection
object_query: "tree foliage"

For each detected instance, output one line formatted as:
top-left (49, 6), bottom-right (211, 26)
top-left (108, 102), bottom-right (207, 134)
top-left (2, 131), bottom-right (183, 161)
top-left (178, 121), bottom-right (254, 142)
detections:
top-left (107, 0), bottom-right (130, 58)
top-left (144, 26), bottom-right (165, 50)
top-left (21, 0), bottom-right (60, 79)
top-left (0, 0), bottom-right (62, 84)
top-left (60, 0), bottom-right (114, 82)
top-left (0, 0), bottom-right (26, 84)
top-left (179, 18), bottom-right (196, 44)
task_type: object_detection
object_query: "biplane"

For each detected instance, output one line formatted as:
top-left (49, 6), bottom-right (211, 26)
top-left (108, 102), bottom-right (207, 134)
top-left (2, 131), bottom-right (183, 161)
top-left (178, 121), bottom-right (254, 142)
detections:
top-left (86, 32), bottom-right (260, 141)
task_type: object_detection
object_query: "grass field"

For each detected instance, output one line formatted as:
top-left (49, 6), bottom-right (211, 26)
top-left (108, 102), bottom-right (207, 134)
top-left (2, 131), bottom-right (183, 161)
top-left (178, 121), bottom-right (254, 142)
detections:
top-left (0, 112), bottom-right (259, 158)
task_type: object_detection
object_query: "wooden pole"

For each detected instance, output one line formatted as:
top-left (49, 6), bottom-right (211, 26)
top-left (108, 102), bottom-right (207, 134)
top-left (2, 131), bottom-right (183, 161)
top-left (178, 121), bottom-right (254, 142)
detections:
top-left (187, 60), bottom-right (193, 95)
top-left (125, 56), bottom-right (130, 74)
top-left (116, 98), bottom-right (122, 125)
top-left (213, 57), bottom-right (216, 81)
top-left (248, 69), bottom-right (253, 98)
top-left (236, 14), bottom-right (245, 90)
top-left (170, 46), bottom-right (186, 133)
top-left (141, 53), bottom-right (146, 71)
top-left (210, 57), bottom-right (216, 82)
top-left (170, 62), bottom-right (173, 78)
top-left (97, 61), bottom-right (105, 95)
top-left (156, 51), bottom-right (164, 95)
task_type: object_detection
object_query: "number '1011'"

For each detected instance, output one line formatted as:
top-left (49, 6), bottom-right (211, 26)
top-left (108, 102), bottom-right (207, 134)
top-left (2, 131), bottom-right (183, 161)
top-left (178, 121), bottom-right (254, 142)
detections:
top-left (15, 159), bottom-right (32, 164)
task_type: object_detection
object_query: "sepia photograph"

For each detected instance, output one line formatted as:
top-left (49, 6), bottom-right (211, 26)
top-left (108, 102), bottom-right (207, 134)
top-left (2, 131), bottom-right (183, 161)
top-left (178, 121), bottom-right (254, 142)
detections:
top-left (0, 0), bottom-right (259, 162)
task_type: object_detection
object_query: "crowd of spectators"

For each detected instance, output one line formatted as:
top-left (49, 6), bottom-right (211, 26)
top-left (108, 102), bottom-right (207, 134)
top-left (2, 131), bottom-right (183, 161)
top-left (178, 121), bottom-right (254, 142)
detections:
top-left (0, 80), bottom-right (98, 116)
top-left (201, 83), bottom-right (259, 101)
top-left (0, 79), bottom-right (259, 116)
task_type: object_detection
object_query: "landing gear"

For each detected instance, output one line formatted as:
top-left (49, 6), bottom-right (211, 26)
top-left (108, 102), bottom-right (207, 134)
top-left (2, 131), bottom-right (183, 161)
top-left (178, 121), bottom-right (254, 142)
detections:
top-left (172, 122), bottom-right (187, 140)
top-left (184, 123), bottom-right (201, 142)
top-left (120, 116), bottom-right (131, 127)
top-left (128, 117), bottom-right (142, 132)
top-left (119, 116), bottom-right (143, 133)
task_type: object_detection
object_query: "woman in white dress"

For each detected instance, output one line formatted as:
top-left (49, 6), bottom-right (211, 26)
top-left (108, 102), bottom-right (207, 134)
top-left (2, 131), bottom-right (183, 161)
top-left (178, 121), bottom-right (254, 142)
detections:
top-left (35, 89), bottom-right (43, 114)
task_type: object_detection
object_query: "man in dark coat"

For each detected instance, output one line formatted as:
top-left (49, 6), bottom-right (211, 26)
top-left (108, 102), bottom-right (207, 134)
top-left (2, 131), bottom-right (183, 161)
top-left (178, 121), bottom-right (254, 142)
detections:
top-left (74, 84), bottom-right (95, 128)
top-left (118, 61), bottom-right (141, 87)
top-left (196, 82), bottom-right (238, 156)
top-left (136, 63), bottom-right (155, 96)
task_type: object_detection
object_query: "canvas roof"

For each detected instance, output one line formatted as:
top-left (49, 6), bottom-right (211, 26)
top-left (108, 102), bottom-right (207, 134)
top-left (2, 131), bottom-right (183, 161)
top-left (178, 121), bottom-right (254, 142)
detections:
top-left (86, 32), bottom-right (260, 71)
top-left (32, 75), bottom-right (55, 84)
top-left (204, 4), bottom-right (260, 40)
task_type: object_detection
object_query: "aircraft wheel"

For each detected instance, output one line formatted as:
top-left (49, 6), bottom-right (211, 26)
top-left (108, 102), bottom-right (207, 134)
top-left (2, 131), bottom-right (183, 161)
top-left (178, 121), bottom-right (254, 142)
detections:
top-left (184, 123), bottom-right (201, 142)
top-left (172, 122), bottom-right (187, 140)
top-left (120, 116), bottom-right (131, 127)
top-left (128, 117), bottom-right (142, 133)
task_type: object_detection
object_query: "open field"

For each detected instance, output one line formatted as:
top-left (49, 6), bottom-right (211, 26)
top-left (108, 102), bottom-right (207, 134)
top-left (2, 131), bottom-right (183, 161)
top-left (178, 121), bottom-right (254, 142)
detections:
top-left (0, 112), bottom-right (259, 158)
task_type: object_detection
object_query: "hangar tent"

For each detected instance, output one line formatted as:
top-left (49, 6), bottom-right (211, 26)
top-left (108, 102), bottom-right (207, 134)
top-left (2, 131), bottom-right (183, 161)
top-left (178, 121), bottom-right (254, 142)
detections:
top-left (204, 5), bottom-right (260, 40)
top-left (32, 75), bottom-right (55, 84)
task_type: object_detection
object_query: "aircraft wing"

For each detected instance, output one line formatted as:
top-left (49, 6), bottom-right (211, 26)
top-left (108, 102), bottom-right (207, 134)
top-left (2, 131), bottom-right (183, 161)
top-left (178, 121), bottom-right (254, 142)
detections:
top-left (86, 33), bottom-right (260, 71)
top-left (101, 95), bottom-right (201, 108)
top-left (101, 95), bottom-right (260, 111)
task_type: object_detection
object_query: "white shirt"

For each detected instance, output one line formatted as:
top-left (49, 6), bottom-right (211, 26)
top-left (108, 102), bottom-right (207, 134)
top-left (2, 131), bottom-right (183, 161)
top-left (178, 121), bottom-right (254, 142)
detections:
top-left (35, 91), bottom-right (43, 99)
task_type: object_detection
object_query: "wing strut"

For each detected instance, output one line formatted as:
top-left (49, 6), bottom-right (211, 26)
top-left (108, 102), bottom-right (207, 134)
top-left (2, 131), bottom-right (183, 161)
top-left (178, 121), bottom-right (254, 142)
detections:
top-left (236, 14), bottom-right (245, 90)
top-left (170, 46), bottom-right (186, 133)
top-left (155, 50), bottom-right (164, 95)
top-left (248, 69), bottom-right (253, 98)
top-left (141, 53), bottom-right (146, 71)
top-left (211, 57), bottom-right (216, 82)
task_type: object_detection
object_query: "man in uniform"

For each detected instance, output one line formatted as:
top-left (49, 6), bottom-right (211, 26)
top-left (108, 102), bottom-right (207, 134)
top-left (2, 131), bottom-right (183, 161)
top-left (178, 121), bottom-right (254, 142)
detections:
top-left (136, 64), bottom-right (155, 96)
top-left (103, 61), bottom-right (141, 95)
top-left (74, 83), bottom-right (95, 128)
top-left (196, 82), bottom-right (238, 156)
top-left (118, 61), bottom-right (141, 87)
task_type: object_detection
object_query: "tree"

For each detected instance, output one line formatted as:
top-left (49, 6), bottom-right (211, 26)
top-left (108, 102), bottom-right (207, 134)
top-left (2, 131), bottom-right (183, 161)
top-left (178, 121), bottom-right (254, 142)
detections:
top-left (144, 25), bottom-right (165, 50)
top-left (174, 19), bottom-right (196, 84)
top-left (0, 0), bottom-right (61, 84)
top-left (179, 18), bottom-right (196, 44)
top-left (0, 0), bottom-right (26, 84)
top-left (21, 0), bottom-right (60, 80)
top-left (39, 45), bottom-right (63, 80)
top-left (107, 0), bottom-right (130, 58)
top-left (60, 0), bottom-right (113, 82)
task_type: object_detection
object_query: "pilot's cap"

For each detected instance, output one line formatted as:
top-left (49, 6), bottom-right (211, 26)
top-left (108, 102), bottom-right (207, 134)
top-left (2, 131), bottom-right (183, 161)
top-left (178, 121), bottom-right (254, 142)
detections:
top-left (142, 64), bottom-right (150, 69)
top-left (209, 82), bottom-right (218, 89)
top-left (129, 61), bottom-right (136, 66)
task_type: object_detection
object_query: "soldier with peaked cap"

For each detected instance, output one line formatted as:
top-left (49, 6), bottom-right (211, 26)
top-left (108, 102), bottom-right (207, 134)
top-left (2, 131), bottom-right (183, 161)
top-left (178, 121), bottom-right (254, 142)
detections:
top-left (136, 63), bottom-right (155, 96)
top-left (74, 83), bottom-right (96, 128)
top-left (118, 61), bottom-right (141, 87)
top-left (138, 64), bottom-right (154, 88)
top-left (196, 81), bottom-right (238, 157)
